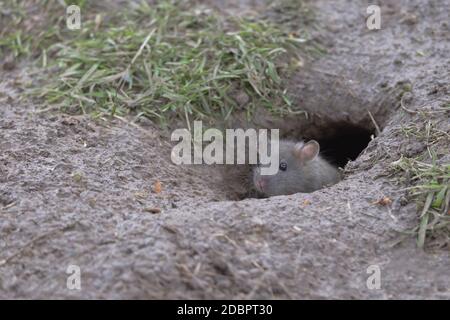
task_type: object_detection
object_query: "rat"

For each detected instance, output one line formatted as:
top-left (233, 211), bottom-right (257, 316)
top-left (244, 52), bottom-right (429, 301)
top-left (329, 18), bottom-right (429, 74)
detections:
top-left (252, 139), bottom-right (341, 197)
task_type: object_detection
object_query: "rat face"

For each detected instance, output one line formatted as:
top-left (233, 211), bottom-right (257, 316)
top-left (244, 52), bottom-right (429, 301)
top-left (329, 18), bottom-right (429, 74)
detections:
top-left (253, 140), bottom-right (320, 197)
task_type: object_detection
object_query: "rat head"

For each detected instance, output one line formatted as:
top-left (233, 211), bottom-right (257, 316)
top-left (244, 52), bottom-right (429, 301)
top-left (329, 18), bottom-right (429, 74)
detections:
top-left (253, 140), bottom-right (320, 197)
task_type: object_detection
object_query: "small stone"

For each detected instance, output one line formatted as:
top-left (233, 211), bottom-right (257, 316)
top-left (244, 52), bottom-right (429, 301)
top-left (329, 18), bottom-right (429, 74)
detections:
top-left (402, 14), bottom-right (418, 25)
top-left (144, 207), bottom-right (161, 214)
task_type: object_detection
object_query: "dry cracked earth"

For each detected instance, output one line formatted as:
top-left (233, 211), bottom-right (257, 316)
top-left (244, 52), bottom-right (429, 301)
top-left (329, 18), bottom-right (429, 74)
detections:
top-left (0, 0), bottom-right (449, 299)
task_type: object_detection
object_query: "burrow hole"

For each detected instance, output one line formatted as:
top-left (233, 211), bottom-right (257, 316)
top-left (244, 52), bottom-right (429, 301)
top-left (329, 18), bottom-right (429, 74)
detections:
top-left (303, 121), bottom-right (375, 168)
top-left (228, 120), bottom-right (377, 200)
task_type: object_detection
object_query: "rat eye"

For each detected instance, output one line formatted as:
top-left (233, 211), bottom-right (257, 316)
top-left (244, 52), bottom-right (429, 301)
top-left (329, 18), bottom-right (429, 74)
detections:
top-left (279, 161), bottom-right (287, 171)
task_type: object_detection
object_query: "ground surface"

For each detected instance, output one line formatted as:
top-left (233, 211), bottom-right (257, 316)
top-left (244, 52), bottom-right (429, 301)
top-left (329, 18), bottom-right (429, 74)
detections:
top-left (0, 0), bottom-right (449, 299)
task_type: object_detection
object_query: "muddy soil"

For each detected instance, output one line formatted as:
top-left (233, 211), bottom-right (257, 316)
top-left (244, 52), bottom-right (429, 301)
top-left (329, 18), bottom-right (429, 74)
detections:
top-left (0, 0), bottom-right (449, 299)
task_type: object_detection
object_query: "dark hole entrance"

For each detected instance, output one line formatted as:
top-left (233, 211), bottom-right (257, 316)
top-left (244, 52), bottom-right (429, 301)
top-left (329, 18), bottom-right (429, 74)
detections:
top-left (303, 122), bottom-right (375, 168)
top-left (225, 120), bottom-right (376, 200)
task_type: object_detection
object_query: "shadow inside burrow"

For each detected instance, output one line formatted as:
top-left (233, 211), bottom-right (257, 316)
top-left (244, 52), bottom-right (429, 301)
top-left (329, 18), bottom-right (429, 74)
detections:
top-left (221, 119), bottom-right (377, 200)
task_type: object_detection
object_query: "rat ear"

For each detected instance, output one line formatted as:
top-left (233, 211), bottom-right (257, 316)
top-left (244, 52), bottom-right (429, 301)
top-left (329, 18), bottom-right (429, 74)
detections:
top-left (293, 140), bottom-right (320, 162)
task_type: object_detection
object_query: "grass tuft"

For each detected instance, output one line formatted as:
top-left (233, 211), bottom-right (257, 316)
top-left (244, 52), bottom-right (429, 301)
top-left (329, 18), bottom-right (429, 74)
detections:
top-left (393, 157), bottom-right (449, 248)
top-left (14, 0), bottom-right (311, 125)
top-left (393, 121), bottom-right (450, 249)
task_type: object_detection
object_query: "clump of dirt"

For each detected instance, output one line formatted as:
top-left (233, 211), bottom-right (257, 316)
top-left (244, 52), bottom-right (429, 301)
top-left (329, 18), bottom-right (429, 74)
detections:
top-left (0, 0), bottom-right (449, 299)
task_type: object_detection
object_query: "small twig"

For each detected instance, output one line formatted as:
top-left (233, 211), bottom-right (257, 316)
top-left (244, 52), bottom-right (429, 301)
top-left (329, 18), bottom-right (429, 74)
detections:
top-left (0, 223), bottom-right (77, 267)
top-left (0, 201), bottom-right (17, 211)
top-left (367, 110), bottom-right (381, 136)
top-left (399, 94), bottom-right (417, 114)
